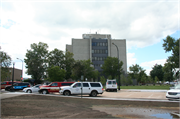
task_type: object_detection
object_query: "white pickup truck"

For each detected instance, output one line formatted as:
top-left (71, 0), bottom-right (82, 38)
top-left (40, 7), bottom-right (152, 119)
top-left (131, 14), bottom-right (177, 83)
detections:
top-left (59, 82), bottom-right (104, 97)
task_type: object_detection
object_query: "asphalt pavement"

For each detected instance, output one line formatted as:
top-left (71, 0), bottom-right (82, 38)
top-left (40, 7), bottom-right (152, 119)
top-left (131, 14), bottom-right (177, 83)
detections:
top-left (0, 89), bottom-right (169, 101)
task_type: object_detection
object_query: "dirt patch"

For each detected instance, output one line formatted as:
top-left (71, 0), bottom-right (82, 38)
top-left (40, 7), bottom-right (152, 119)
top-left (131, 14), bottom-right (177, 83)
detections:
top-left (1, 94), bottom-right (179, 118)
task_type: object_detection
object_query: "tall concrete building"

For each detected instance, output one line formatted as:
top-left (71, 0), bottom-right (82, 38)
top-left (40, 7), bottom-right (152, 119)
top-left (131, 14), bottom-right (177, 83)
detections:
top-left (66, 33), bottom-right (127, 74)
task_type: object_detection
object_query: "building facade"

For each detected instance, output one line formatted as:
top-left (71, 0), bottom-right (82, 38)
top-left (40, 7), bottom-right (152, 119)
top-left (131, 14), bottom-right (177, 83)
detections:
top-left (66, 33), bottom-right (127, 74)
top-left (3, 68), bottom-right (22, 81)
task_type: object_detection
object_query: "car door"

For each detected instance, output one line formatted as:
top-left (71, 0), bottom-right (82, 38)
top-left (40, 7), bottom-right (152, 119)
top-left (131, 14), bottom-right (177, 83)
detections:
top-left (32, 85), bottom-right (40, 92)
top-left (49, 83), bottom-right (58, 92)
top-left (71, 83), bottom-right (81, 94)
top-left (13, 83), bottom-right (22, 90)
top-left (82, 83), bottom-right (91, 94)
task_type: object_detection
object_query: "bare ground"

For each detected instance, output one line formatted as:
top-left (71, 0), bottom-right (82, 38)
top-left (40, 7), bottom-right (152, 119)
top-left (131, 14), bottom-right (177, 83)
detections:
top-left (1, 94), bottom-right (179, 118)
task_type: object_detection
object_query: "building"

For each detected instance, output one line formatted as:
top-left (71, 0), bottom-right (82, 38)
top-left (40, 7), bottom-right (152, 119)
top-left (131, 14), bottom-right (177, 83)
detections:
top-left (66, 33), bottom-right (127, 74)
top-left (3, 68), bottom-right (22, 81)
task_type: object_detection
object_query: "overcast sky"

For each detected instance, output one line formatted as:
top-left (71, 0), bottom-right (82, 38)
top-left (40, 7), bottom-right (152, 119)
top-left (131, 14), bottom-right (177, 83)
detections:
top-left (1, 0), bottom-right (179, 78)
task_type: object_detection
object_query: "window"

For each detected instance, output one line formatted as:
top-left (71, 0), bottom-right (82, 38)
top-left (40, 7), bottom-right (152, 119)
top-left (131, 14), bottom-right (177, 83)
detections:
top-left (90, 83), bottom-right (101, 87)
top-left (92, 50), bottom-right (94, 53)
top-left (97, 43), bottom-right (99, 46)
top-left (113, 81), bottom-right (117, 84)
top-left (1, 82), bottom-right (7, 85)
top-left (83, 83), bottom-right (89, 87)
top-left (51, 83), bottom-right (58, 86)
top-left (105, 50), bottom-right (108, 53)
top-left (100, 50), bottom-right (102, 53)
top-left (95, 57), bottom-right (97, 61)
top-left (75, 83), bottom-right (81, 87)
top-left (103, 43), bottom-right (105, 46)
top-left (100, 43), bottom-right (102, 46)
top-left (108, 81), bottom-right (112, 84)
top-left (92, 57), bottom-right (95, 61)
top-left (61, 83), bottom-right (73, 86)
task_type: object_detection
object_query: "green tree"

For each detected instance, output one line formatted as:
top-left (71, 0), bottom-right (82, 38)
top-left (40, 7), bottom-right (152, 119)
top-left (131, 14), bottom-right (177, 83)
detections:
top-left (100, 76), bottom-right (106, 86)
top-left (140, 74), bottom-right (147, 85)
top-left (64, 51), bottom-right (75, 79)
top-left (120, 74), bottom-right (126, 86)
top-left (163, 62), bottom-right (174, 81)
top-left (150, 64), bottom-right (164, 81)
top-left (129, 64), bottom-right (146, 83)
top-left (101, 57), bottom-right (123, 79)
top-left (163, 36), bottom-right (179, 78)
top-left (0, 51), bottom-right (12, 81)
top-left (48, 48), bottom-right (64, 68)
top-left (24, 42), bottom-right (48, 82)
top-left (47, 66), bottom-right (66, 82)
top-left (127, 75), bottom-right (133, 85)
top-left (71, 59), bottom-right (97, 81)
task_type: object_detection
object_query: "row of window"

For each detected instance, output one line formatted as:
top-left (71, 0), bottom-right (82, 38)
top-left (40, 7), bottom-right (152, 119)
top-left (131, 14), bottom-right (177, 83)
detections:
top-left (92, 42), bottom-right (108, 46)
top-left (92, 49), bottom-right (108, 54)
top-left (93, 64), bottom-right (103, 67)
top-left (73, 83), bottom-right (101, 87)
top-left (92, 57), bottom-right (107, 61)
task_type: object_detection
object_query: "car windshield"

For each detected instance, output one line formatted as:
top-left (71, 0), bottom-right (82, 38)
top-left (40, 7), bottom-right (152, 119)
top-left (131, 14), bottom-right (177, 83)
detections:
top-left (174, 83), bottom-right (180, 89)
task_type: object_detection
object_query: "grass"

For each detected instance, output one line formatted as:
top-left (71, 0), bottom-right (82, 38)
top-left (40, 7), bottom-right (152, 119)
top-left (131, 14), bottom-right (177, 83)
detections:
top-left (120, 85), bottom-right (171, 90)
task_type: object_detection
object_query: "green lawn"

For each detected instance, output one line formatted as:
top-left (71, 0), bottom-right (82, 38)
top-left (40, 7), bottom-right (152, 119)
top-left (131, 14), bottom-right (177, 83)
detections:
top-left (119, 85), bottom-right (171, 90)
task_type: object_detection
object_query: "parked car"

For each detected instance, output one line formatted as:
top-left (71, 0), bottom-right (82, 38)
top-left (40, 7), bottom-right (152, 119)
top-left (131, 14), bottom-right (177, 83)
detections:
top-left (23, 84), bottom-right (41, 93)
top-left (59, 82), bottom-right (104, 97)
top-left (105, 79), bottom-right (117, 92)
top-left (39, 82), bottom-right (74, 94)
top-left (166, 83), bottom-right (180, 100)
top-left (5, 82), bottom-right (31, 91)
top-left (1, 81), bottom-right (20, 89)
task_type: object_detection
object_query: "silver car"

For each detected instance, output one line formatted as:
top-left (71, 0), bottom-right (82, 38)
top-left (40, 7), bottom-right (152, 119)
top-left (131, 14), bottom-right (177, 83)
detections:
top-left (23, 84), bottom-right (41, 93)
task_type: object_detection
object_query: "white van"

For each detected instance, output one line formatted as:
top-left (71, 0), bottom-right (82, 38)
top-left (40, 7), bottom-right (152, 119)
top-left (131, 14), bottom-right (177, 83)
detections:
top-left (105, 79), bottom-right (117, 92)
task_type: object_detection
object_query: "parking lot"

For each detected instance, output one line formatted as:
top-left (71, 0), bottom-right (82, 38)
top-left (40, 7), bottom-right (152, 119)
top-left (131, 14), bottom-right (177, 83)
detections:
top-left (1, 89), bottom-right (167, 100)
top-left (1, 89), bottom-right (179, 119)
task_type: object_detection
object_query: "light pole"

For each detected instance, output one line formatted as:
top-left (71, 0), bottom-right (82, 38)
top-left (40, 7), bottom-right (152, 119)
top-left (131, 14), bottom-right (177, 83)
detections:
top-left (112, 43), bottom-right (121, 90)
top-left (17, 58), bottom-right (23, 81)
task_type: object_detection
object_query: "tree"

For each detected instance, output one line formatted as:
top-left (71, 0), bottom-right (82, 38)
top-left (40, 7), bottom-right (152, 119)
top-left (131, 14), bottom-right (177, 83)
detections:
top-left (129, 64), bottom-right (146, 83)
top-left (48, 48), bottom-right (64, 68)
top-left (127, 75), bottom-right (133, 85)
top-left (163, 36), bottom-right (179, 78)
top-left (150, 64), bottom-right (164, 81)
top-left (100, 76), bottom-right (106, 86)
top-left (71, 59), bottom-right (98, 81)
top-left (163, 62), bottom-right (174, 82)
top-left (24, 42), bottom-right (48, 82)
top-left (0, 51), bottom-right (12, 81)
top-left (64, 51), bottom-right (75, 79)
top-left (101, 57), bottom-right (123, 79)
top-left (47, 66), bottom-right (66, 82)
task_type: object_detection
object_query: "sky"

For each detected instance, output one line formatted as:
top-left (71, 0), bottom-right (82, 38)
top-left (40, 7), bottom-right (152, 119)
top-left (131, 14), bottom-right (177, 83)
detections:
top-left (0, 0), bottom-right (179, 78)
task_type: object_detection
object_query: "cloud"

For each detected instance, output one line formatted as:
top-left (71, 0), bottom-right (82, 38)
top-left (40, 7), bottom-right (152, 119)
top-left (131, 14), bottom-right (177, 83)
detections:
top-left (140, 59), bottom-right (167, 75)
top-left (0, 0), bottom-right (179, 78)
top-left (127, 53), bottom-right (137, 69)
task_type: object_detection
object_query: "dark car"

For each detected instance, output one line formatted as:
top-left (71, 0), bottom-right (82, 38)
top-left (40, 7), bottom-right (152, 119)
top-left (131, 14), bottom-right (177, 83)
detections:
top-left (5, 82), bottom-right (31, 91)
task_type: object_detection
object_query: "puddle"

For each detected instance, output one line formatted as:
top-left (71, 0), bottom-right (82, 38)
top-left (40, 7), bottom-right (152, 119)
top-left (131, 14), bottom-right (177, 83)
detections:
top-left (92, 105), bottom-right (179, 118)
top-left (151, 113), bottom-right (179, 119)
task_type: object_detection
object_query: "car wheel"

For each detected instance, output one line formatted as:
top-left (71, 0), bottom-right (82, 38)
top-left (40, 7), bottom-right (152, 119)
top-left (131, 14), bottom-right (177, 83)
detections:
top-left (42, 90), bottom-right (48, 94)
top-left (27, 89), bottom-right (32, 93)
top-left (64, 90), bottom-right (70, 96)
top-left (91, 91), bottom-right (97, 97)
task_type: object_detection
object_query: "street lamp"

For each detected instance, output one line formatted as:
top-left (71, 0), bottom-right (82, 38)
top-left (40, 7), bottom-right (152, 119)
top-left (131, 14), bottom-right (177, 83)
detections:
top-left (112, 43), bottom-right (121, 90)
top-left (17, 58), bottom-right (23, 81)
